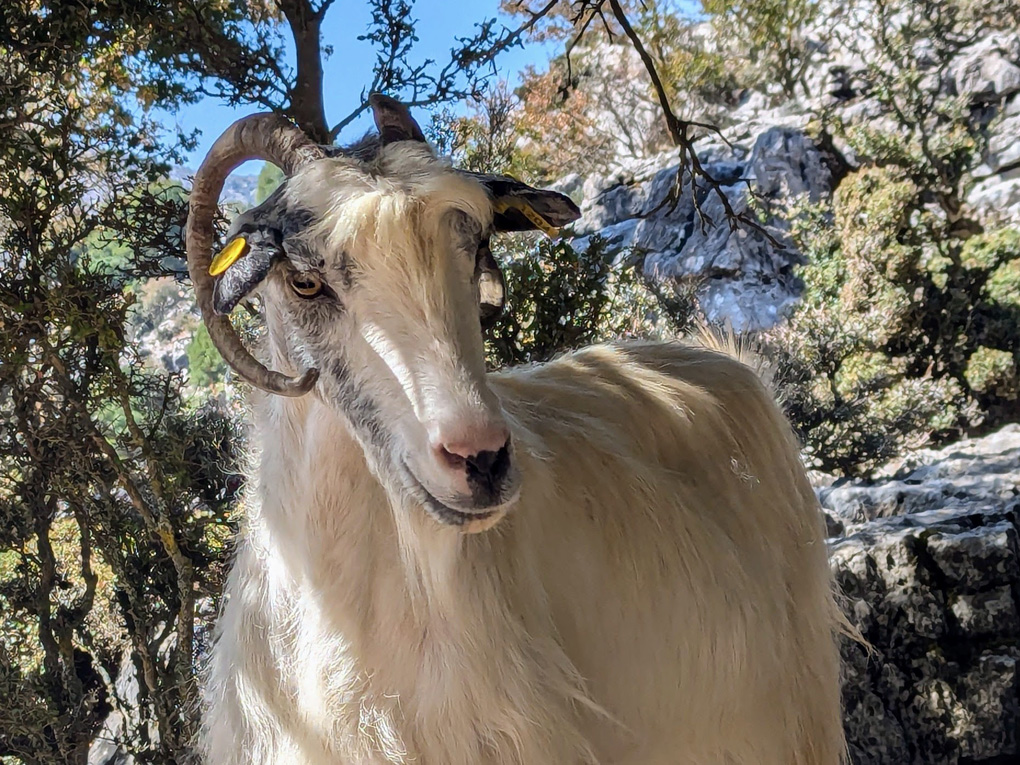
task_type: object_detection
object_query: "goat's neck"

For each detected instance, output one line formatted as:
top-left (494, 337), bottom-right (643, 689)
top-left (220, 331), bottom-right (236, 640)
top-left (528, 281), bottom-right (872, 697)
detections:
top-left (248, 389), bottom-right (599, 762)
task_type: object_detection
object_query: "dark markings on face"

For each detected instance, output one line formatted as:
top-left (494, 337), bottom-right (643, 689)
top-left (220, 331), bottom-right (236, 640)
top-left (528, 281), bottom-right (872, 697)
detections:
top-left (325, 360), bottom-right (473, 524)
top-left (279, 207), bottom-right (315, 238)
top-left (325, 360), bottom-right (502, 527)
top-left (449, 209), bottom-right (483, 253)
top-left (329, 360), bottom-right (388, 452)
top-left (279, 216), bottom-right (353, 295)
top-left (282, 238), bottom-right (327, 274)
top-left (332, 252), bottom-right (354, 291)
top-left (273, 237), bottom-right (353, 331)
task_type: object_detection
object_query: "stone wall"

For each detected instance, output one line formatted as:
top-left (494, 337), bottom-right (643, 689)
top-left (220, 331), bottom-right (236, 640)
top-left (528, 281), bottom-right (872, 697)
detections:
top-left (823, 427), bottom-right (1020, 763)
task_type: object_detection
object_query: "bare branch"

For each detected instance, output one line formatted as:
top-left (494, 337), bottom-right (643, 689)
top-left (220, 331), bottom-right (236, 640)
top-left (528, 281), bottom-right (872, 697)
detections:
top-left (329, 0), bottom-right (559, 141)
top-left (602, 0), bottom-right (783, 245)
top-left (315, 0), bottom-right (339, 21)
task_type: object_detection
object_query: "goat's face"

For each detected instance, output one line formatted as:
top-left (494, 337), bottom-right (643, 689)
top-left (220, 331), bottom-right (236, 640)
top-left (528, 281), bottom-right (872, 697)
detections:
top-left (187, 96), bottom-right (579, 532)
top-left (248, 152), bottom-right (518, 530)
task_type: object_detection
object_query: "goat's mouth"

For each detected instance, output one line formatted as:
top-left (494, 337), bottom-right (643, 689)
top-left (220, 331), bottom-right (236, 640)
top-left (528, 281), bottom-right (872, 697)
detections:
top-left (399, 461), bottom-right (520, 534)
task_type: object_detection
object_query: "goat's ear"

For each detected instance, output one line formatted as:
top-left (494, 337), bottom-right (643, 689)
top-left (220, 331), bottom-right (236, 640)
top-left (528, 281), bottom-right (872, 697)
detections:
top-left (369, 93), bottom-right (427, 145)
top-left (473, 174), bottom-right (581, 235)
top-left (210, 229), bottom-right (282, 315)
top-left (476, 242), bottom-right (505, 328)
top-left (207, 187), bottom-right (293, 315)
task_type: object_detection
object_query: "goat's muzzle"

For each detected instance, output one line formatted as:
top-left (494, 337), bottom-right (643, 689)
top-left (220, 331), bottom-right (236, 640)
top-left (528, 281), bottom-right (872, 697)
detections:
top-left (406, 421), bottom-right (520, 533)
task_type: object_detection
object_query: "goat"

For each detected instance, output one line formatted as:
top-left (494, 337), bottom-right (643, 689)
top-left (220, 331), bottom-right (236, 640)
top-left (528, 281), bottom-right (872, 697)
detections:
top-left (185, 95), bottom-right (844, 765)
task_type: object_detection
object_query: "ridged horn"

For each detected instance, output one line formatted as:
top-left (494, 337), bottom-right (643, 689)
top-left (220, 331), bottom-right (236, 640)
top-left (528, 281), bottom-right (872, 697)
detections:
top-left (186, 113), bottom-right (324, 396)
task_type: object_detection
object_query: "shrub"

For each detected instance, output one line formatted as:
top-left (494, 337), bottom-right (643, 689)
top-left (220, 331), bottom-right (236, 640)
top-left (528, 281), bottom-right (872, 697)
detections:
top-left (485, 236), bottom-right (696, 368)
top-left (186, 322), bottom-right (228, 389)
top-left (703, 0), bottom-right (822, 100)
top-left (769, 179), bottom-right (1020, 476)
top-left (758, 0), bottom-right (1020, 476)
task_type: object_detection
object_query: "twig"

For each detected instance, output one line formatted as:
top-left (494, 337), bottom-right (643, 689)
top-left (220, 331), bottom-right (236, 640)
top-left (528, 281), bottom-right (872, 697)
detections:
top-left (328, 0), bottom-right (559, 141)
top-left (603, 0), bottom-right (784, 247)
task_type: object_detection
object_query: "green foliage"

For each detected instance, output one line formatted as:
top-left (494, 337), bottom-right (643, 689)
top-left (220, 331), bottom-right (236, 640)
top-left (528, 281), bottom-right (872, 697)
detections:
top-left (485, 236), bottom-right (695, 368)
top-left (0, 251), bottom-right (243, 761)
top-left (187, 322), bottom-right (229, 389)
top-left (703, 0), bottom-right (821, 99)
top-left (429, 83), bottom-right (542, 179)
top-left (759, 0), bottom-right (1020, 476)
top-left (0, 2), bottom-right (250, 761)
top-left (255, 162), bottom-right (285, 204)
top-left (77, 180), bottom-right (190, 283)
top-left (771, 178), bottom-right (1020, 476)
top-left (635, 1), bottom-right (743, 113)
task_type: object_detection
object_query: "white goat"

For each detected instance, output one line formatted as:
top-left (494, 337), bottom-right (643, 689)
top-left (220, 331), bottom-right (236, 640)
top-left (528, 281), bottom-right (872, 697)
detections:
top-left (185, 95), bottom-right (844, 765)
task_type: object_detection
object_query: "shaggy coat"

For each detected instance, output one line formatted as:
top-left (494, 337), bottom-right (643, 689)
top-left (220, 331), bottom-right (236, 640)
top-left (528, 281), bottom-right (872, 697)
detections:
top-left (203, 343), bottom-right (844, 764)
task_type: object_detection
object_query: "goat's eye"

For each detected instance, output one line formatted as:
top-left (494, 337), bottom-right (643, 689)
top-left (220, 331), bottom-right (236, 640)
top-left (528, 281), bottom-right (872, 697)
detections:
top-left (290, 272), bottom-right (323, 298)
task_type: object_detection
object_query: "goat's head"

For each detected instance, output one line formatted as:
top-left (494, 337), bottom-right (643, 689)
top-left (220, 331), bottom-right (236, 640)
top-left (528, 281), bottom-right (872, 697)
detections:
top-left (186, 95), bottom-right (579, 533)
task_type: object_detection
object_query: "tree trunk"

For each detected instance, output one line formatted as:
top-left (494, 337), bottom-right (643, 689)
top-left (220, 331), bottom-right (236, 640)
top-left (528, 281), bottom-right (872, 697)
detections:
top-left (280, 0), bottom-right (330, 142)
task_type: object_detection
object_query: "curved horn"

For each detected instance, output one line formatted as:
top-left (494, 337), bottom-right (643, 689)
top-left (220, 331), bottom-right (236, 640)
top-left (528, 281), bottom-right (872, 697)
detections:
top-left (186, 113), bottom-right (324, 396)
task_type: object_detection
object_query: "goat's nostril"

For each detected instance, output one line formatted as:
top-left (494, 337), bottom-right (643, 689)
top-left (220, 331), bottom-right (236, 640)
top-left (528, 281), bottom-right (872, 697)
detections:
top-left (435, 436), bottom-right (512, 480)
top-left (466, 443), bottom-right (511, 482)
top-left (438, 445), bottom-right (466, 471)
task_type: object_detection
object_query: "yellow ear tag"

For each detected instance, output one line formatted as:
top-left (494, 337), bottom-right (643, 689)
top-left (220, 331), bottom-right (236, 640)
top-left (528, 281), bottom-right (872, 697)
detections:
top-left (209, 237), bottom-right (250, 276)
top-left (493, 199), bottom-right (560, 238)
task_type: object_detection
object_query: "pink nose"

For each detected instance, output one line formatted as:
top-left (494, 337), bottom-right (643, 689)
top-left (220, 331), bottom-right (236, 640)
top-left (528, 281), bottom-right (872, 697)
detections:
top-left (431, 424), bottom-right (511, 471)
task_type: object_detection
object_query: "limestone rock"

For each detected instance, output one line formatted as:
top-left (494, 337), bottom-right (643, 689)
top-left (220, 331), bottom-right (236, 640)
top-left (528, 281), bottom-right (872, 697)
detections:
top-left (951, 34), bottom-right (1020, 103)
top-left (985, 114), bottom-right (1020, 174)
top-left (820, 425), bottom-right (1020, 525)
top-left (968, 172), bottom-right (1020, 222)
top-left (613, 127), bottom-right (836, 331)
top-left (749, 126), bottom-right (834, 202)
top-left (927, 523), bottom-right (1020, 592)
top-left (575, 151), bottom-right (692, 234)
top-left (827, 427), bottom-right (1020, 763)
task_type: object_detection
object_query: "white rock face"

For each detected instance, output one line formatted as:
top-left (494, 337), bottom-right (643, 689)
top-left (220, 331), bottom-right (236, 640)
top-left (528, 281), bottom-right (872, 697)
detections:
top-left (950, 34), bottom-right (1020, 104)
top-left (571, 125), bottom-right (836, 331)
top-left (568, 25), bottom-right (1020, 333)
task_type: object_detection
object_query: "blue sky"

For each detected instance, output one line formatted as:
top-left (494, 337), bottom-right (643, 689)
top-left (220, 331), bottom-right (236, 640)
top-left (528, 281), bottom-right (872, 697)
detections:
top-left (163, 0), bottom-right (557, 170)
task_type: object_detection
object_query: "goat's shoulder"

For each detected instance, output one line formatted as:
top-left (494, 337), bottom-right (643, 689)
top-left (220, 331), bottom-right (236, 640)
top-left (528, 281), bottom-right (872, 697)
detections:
top-left (490, 339), bottom-right (772, 414)
top-left (488, 339), bottom-right (792, 473)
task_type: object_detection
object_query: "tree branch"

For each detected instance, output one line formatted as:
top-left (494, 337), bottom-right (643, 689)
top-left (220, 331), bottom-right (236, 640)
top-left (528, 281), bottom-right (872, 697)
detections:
top-left (604, 0), bottom-right (782, 245)
top-left (279, 0), bottom-right (330, 141)
top-left (329, 0), bottom-right (559, 141)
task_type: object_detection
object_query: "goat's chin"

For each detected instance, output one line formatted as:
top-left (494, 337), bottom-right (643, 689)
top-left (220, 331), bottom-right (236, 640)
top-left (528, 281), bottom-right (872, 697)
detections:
top-left (399, 461), bottom-right (520, 534)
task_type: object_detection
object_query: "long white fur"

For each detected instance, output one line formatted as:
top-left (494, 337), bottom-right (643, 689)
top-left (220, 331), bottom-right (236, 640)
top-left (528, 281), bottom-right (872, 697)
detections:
top-left (199, 145), bottom-right (845, 764)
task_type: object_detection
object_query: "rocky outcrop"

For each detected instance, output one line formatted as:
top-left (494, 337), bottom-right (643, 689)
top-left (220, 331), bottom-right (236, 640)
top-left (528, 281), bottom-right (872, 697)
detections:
top-left (970, 93), bottom-right (1020, 221)
top-left (949, 34), bottom-right (1020, 106)
top-left (571, 125), bottom-right (839, 331)
top-left (569, 23), bottom-right (1020, 333)
top-left (823, 426), bottom-right (1020, 763)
